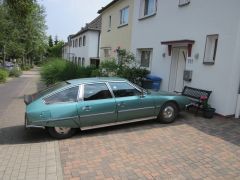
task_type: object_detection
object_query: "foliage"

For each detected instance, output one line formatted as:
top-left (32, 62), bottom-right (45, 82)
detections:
top-left (0, 1), bottom-right (47, 65)
top-left (96, 49), bottom-right (150, 85)
top-left (0, 68), bottom-right (9, 83)
top-left (9, 67), bottom-right (22, 77)
top-left (41, 58), bottom-right (97, 85)
top-left (20, 64), bottom-right (31, 71)
top-left (48, 35), bottom-right (53, 47)
top-left (47, 41), bottom-right (64, 58)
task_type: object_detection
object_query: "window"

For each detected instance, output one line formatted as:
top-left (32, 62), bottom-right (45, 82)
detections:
top-left (78, 37), bottom-right (82, 47)
top-left (82, 58), bottom-right (85, 67)
top-left (120, 7), bottom-right (129, 25)
top-left (179, 0), bottom-right (190, 7)
top-left (138, 49), bottom-right (152, 68)
top-left (109, 82), bottom-right (141, 98)
top-left (83, 36), bottom-right (86, 46)
top-left (78, 57), bottom-right (81, 66)
top-left (44, 86), bottom-right (79, 104)
top-left (204, 34), bottom-right (219, 64)
top-left (104, 49), bottom-right (110, 58)
top-left (144, 0), bottom-right (156, 16)
top-left (108, 16), bottom-right (112, 30)
top-left (72, 56), bottom-right (74, 62)
top-left (84, 83), bottom-right (112, 101)
top-left (75, 39), bottom-right (78, 47)
top-left (72, 40), bottom-right (74, 48)
top-left (75, 57), bottom-right (77, 64)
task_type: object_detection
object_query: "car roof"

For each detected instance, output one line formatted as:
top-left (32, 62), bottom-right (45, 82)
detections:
top-left (66, 77), bottom-right (127, 85)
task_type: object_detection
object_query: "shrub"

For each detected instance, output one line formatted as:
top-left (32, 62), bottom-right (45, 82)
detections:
top-left (9, 67), bottom-right (22, 77)
top-left (0, 69), bottom-right (9, 83)
top-left (21, 64), bottom-right (31, 71)
top-left (41, 58), bottom-right (97, 85)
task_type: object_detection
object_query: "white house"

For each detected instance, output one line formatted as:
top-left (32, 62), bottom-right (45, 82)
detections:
top-left (131, 0), bottom-right (240, 116)
top-left (68, 16), bottom-right (101, 67)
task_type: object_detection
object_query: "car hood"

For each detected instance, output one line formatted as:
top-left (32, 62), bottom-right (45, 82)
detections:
top-left (149, 90), bottom-right (179, 96)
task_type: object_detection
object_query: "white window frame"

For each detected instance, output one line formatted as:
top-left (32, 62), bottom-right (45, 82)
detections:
top-left (138, 48), bottom-right (152, 69)
top-left (120, 6), bottom-right (129, 26)
top-left (108, 15), bottom-right (112, 30)
top-left (203, 34), bottom-right (219, 65)
top-left (103, 48), bottom-right (111, 58)
top-left (140, 0), bottom-right (157, 19)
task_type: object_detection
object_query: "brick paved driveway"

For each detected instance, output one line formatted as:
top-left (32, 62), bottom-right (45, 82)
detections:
top-left (60, 113), bottom-right (240, 180)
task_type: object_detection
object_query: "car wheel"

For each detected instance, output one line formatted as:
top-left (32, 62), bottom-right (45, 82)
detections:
top-left (47, 127), bottom-right (77, 139)
top-left (158, 102), bottom-right (178, 123)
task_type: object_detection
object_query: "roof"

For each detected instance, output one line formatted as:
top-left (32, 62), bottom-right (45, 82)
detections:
top-left (67, 77), bottom-right (126, 85)
top-left (98, 0), bottom-right (120, 14)
top-left (71, 16), bottom-right (102, 38)
top-left (161, 39), bottom-right (195, 45)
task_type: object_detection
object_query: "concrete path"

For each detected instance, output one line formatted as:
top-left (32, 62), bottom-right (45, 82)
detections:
top-left (0, 68), bottom-right (63, 180)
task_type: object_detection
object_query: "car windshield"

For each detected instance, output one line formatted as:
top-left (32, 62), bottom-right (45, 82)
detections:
top-left (35, 82), bottom-right (68, 98)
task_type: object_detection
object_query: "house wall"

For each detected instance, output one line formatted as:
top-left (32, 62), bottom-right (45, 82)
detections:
top-left (69, 31), bottom-right (100, 66)
top-left (131, 0), bottom-right (240, 116)
top-left (100, 0), bottom-right (134, 60)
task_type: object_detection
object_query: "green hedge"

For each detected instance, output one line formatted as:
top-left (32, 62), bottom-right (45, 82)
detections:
top-left (0, 69), bottom-right (9, 83)
top-left (9, 67), bottom-right (22, 77)
top-left (41, 59), bottom-right (97, 85)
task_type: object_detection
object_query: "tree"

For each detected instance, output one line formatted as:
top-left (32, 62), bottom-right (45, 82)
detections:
top-left (0, 0), bottom-right (47, 66)
top-left (54, 35), bottom-right (58, 45)
top-left (48, 35), bottom-right (53, 47)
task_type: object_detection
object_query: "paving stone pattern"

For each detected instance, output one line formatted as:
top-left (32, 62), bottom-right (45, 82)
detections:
top-left (60, 114), bottom-right (240, 180)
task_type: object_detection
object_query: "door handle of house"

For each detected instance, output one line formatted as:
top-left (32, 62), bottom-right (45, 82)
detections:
top-left (82, 106), bottom-right (91, 111)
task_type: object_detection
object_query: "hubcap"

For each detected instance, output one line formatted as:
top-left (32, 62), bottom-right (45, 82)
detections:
top-left (54, 127), bottom-right (71, 135)
top-left (163, 106), bottom-right (174, 119)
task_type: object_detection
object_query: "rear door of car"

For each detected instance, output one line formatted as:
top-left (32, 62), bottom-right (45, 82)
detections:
top-left (42, 85), bottom-right (80, 128)
top-left (108, 81), bottom-right (155, 122)
top-left (77, 83), bottom-right (117, 127)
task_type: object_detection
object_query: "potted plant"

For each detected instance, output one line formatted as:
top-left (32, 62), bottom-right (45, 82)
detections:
top-left (200, 96), bottom-right (216, 118)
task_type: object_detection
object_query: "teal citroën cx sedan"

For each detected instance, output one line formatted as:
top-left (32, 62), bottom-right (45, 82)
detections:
top-left (24, 77), bottom-right (191, 139)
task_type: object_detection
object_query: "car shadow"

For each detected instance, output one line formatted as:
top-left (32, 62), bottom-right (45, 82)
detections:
top-left (0, 125), bottom-right (51, 144)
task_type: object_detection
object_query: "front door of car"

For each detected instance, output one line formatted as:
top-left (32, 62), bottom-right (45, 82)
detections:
top-left (77, 83), bottom-right (117, 127)
top-left (108, 82), bottom-right (155, 122)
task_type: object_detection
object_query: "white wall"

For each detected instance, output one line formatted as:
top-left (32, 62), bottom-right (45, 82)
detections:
top-left (131, 0), bottom-right (240, 116)
top-left (69, 31), bottom-right (100, 66)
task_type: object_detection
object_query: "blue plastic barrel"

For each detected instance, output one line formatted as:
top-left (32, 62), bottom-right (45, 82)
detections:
top-left (146, 75), bottom-right (162, 91)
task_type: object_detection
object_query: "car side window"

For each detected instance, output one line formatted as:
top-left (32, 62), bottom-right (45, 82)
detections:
top-left (44, 86), bottom-right (79, 104)
top-left (109, 82), bottom-right (141, 97)
top-left (84, 83), bottom-right (112, 101)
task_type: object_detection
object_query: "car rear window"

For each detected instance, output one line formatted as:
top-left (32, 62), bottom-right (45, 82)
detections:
top-left (36, 82), bottom-right (68, 98)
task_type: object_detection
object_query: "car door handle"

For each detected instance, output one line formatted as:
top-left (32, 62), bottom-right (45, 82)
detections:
top-left (82, 106), bottom-right (91, 111)
top-left (117, 102), bottom-right (125, 107)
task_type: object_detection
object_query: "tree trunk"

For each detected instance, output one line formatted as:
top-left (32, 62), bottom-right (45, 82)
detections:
top-left (3, 45), bottom-right (6, 67)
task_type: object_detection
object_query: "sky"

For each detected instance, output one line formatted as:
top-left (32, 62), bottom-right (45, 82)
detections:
top-left (39, 0), bottom-right (112, 42)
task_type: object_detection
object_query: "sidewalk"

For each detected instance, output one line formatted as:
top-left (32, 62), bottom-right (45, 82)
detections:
top-left (0, 69), bottom-right (63, 180)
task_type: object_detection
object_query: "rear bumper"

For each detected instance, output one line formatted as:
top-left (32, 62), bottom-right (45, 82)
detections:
top-left (25, 113), bottom-right (45, 129)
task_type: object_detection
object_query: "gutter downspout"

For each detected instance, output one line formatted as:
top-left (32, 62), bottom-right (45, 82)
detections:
top-left (234, 19), bottom-right (240, 118)
top-left (97, 31), bottom-right (101, 58)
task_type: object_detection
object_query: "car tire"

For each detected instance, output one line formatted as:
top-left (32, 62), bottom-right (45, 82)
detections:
top-left (158, 102), bottom-right (178, 123)
top-left (47, 127), bottom-right (77, 139)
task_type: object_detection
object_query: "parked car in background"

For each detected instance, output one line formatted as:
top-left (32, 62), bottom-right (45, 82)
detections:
top-left (24, 77), bottom-right (191, 139)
